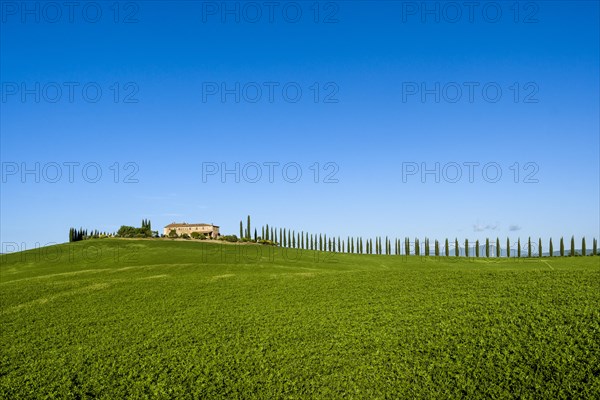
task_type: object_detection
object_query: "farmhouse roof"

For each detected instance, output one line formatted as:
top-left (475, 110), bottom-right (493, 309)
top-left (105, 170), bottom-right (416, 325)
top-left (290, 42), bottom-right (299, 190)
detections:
top-left (164, 222), bottom-right (219, 228)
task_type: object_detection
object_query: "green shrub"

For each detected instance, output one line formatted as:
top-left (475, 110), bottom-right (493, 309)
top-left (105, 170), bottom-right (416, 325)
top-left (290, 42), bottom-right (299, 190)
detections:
top-left (219, 235), bottom-right (239, 243)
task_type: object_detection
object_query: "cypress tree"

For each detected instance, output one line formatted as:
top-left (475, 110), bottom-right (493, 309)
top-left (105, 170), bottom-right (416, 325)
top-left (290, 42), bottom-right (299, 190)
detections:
top-left (485, 238), bottom-right (489, 258)
top-left (582, 237), bottom-right (586, 256)
top-left (292, 232), bottom-right (296, 248)
top-left (274, 229), bottom-right (278, 244)
top-left (265, 224), bottom-right (269, 240)
top-left (283, 229), bottom-right (287, 247)
top-left (445, 238), bottom-right (449, 256)
top-left (319, 235), bottom-right (323, 251)
top-left (455, 238), bottom-right (459, 257)
top-left (254, 228), bottom-right (257, 241)
top-left (549, 238), bottom-right (553, 257)
top-left (593, 238), bottom-right (597, 256)
top-left (424, 237), bottom-right (429, 256)
top-left (261, 226), bottom-right (265, 240)
top-left (298, 232), bottom-right (301, 249)
top-left (465, 239), bottom-right (469, 257)
top-left (570, 236), bottom-right (575, 256)
top-left (476, 240), bottom-right (480, 257)
top-left (247, 215), bottom-right (251, 239)
top-left (517, 238), bottom-right (521, 257)
top-left (528, 237), bottom-right (532, 258)
top-left (560, 237), bottom-right (564, 256)
top-left (496, 238), bottom-right (500, 258)
top-left (506, 237), bottom-right (510, 257)
top-left (435, 239), bottom-right (440, 256)
top-left (538, 238), bottom-right (542, 257)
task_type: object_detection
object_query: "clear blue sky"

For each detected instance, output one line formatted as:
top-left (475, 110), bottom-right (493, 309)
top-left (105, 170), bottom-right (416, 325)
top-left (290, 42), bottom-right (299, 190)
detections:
top-left (1, 1), bottom-right (598, 251)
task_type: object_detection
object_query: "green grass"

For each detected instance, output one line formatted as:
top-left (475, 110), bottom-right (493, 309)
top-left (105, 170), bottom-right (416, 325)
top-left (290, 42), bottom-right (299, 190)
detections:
top-left (1, 239), bottom-right (599, 399)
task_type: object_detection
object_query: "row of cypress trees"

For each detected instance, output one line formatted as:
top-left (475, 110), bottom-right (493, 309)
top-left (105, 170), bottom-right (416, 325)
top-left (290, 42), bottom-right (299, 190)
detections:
top-left (239, 217), bottom-right (598, 257)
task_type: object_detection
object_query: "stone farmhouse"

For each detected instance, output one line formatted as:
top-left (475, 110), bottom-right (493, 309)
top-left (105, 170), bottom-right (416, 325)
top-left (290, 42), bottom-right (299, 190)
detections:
top-left (163, 222), bottom-right (220, 239)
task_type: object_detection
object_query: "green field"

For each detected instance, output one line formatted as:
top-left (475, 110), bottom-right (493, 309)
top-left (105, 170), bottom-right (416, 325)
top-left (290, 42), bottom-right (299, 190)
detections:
top-left (1, 239), bottom-right (599, 398)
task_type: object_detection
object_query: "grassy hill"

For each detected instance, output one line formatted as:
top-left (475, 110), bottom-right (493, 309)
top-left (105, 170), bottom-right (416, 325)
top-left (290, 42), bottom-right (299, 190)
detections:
top-left (1, 239), bottom-right (599, 398)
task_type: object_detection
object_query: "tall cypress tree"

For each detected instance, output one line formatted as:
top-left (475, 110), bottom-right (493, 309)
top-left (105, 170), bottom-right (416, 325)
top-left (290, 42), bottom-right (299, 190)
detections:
top-left (435, 240), bottom-right (440, 256)
top-left (476, 240), bottom-right (480, 257)
top-left (246, 215), bottom-right (251, 239)
top-left (455, 238), bottom-right (459, 257)
top-left (570, 236), bottom-right (575, 256)
top-left (485, 238), bottom-right (490, 258)
top-left (254, 228), bottom-right (257, 241)
top-left (415, 238), bottom-right (419, 256)
top-left (496, 238), bottom-right (500, 258)
top-left (582, 237), bottom-right (586, 256)
top-left (465, 239), bottom-right (469, 257)
top-left (593, 238), bottom-right (597, 256)
top-left (506, 237), bottom-right (510, 257)
top-left (445, 238), bottom-right (449, 256)
top-left (538, 238), bottom-right (542, 257)
top-left (528, 237), bottom-right (532, 258)
top-left (549, 238), bottom-right (553, 257)
top-left (559, 237), bottom-right (564, 256)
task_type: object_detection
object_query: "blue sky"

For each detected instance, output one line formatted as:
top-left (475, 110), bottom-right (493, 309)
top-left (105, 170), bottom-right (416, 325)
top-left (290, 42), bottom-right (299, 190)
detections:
top-left (1, 1), bottom-right (598, 251)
